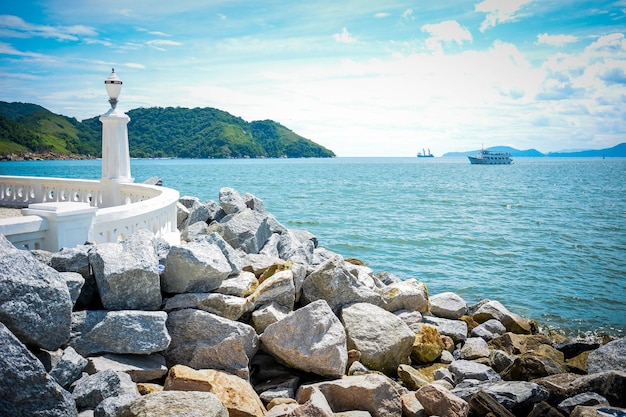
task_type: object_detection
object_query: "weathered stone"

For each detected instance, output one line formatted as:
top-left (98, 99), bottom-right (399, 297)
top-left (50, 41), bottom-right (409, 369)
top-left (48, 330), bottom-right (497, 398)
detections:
top-left (566, 350), bottom-right (591, 374)
top-left (297, 374), bottom-right (403, 417)
top-left (291, 386), bottom-right (334, 416)
top-left (587, 337), bottom-right (626, 373)
top-left (0, 235), bottom-right (73, 350)
top-left (401, 392), bottom-right (427, 417)
top-left (164, 365), bottom-right (266, 417)
top-left (252, 301), bottom-right (291, 334)
top-left (411, 324), bottom-right (445, 364)
top-left (247, 269), bottom-right (296, 310)
top-left (415, 383), bottom-right (469, 417)
top-left (394, 309), bottom-right (423, 332)
top-left (85, 353), bottom-right (167, 383)
top-left (263, 230), bottom-right (314, 264)
top-left (434, 367), bottom-right (455, 385)
top-left (242, 253), bottom-right (284, 277)
top-left (441, 350), bottom-right (455, 364)
top-left (94, 394), bottom-right (138, 417)
top-left (452, 381), bottom-right (549, 414)
top-left (527, 401), bottom-right (566, 417)
top-left (186, 199), bottom-right (211, 226)
top-left (50, 346), bottom-right (88, 389)
top-left (117, 391), bottom-right (228, 417)
top-left (490, 349), bottom-right (515, 373)
top-left (165, 308), bottom-right (258, 379)
top-left (182, 219), bottom-right (209, 241)
top-left (61, 271), bottom-right (85, 304)
top-left (200, 232), bottom-right (245, 272)
top-left (489, 332), bottom-right (554, 355)
top-left (215, 271), bottom-right (258, 297)
top-left (460, 337), bottom-right (490, 360)
top-left (341, 302), bottom-right (414, 375)
top-left (50, 244), bottom-right (92, 278)
top-left (501, 351), bottom-right (566, 381)
top-left (301, 255), bottom-right (384, 312)
top-left (242, 192), bottom-right (266, 213)
top-left (430, 292), bottom-right (468, 319)
top-left (449, 359), bottom-right (501, 383)
top-left (533, 371), bottom-right (626, 407)
top-left (261, 300), bottom-right (347, 378)
top-left (570, 405), bottom-right (619, 417)
top-left (472, 299), bottom-right (533, 334)
top-left (471, 318), bottom-right (506, 341)
top-left (89, 229), bottom-right (161, 310)
top-left (219, 209), bottom-right (274, 254)
top-left (161, 239), bottom-right (234, 293)
top-left (70, 310), bottom-right (171, 357)
top-left (257, 376), bottom-right (300, 402)
top-left (0, 322), bottom-right (77, 416)
top-left (72, 369), bottom-right (140, 410)
top-left (397, 364), bottom-right (431, 390)
top-left (176, 201), bottom-right (189, 229)
top-left (136, 383), bottom-right (163, 395)
top-left (556, 340), bottom-right (600, 360)
top-left (220, 187), bottom-right (248, 214)
top-left (381, 279), bottom-right (429, 313)
top-left (557, 392), bottom-right (609, 415)
top-left (164, 292), bottom-right (252, 320)
top-left (422, 315), bottom-right (468, 344)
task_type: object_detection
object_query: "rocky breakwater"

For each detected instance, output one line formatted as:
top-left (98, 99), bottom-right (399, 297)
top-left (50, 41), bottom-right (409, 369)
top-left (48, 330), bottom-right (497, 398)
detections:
top-left (0, 186), bottom-right (624, 417)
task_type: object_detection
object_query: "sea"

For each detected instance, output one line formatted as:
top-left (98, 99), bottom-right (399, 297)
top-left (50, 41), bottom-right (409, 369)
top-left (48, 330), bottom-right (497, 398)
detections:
top-left (1, 157), bottom-right (625, 338)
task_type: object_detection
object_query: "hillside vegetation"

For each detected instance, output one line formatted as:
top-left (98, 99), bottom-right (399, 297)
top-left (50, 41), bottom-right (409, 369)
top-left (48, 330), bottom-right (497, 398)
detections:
top-left (0, 102), bottom-right (335, 159)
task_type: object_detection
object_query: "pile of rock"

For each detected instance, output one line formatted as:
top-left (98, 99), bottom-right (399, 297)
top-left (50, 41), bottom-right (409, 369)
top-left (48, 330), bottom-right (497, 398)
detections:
top-left (0, 187), bottom-right (624, 417)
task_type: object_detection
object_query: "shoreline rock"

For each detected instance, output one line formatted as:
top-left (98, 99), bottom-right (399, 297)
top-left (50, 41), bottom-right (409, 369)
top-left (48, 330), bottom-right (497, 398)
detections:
top-left (0, 186), bottom-right (624, 416)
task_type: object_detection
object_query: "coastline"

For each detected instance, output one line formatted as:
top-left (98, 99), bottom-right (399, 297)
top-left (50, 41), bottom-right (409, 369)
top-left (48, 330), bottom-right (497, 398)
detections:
top-left (0, 152), bottom-right (95, 161)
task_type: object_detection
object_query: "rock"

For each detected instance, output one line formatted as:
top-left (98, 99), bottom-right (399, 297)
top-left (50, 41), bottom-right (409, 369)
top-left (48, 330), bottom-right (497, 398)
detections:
top-left (200, 232), bottom-right (245, 272)
top-left (246, 269), bottom-right (296, 310)
top-left (557, 392), bottom-right (610, 415)
top-left (449, 359), bottom-right (501, 383)
top-left (490, 349), bottom-right (515, 373)
top-left (117, 391), bottom-right (228, 417)
top-left (297, 374), bottom-right (403, 417)
top-left (453, 381), bottom-right (549, 414)
top-left (257, 376), bottom-right (300, 403)
top-left (430, 292), bottom-right (468, 319)
top-left (243, 192), bottom-right (266, 213)
top-left (301, 255), bottom-right (384, 312)
top-left (72, 369), bottom-right (140, 410)
top-left (242, 253), bottom-right (284, 278)
top-left (566, 350), bottom-right (591, 374)
top-left (89, 229), bottom-right (161, 310)
top-left (556, 340), bottom-right (600, 360)
top-left (260, 300), bottom-right (347, 378)
top-left (252, 301), bottom-right (291, 334)
top-left (220, 187), bottom-right (248, 214)
top-left (165, 308), bottom-right (258, 379)
top-left (164, 365), bottom-right (266, 417)
top-left (489, 332), bottom-right (554, 355)
top-left (587, 337), bottom-right (626, 373)
top-left (161, 239), bottom-right (235, 293)
top-left (61, 271), bottom-right (85, 304)
top-left (341, 302), bottom-right (415, 375)
top-left (533, 371), bottom-right (626, 407)
top-left (70, 310), bottom-right (171, 356)
top-left (50, 244), bottom-right (92, 278)
top-left (421, 315), bottom-right (468, 344)
top-left (219, 209), bottom-right (274, 254)
top-left (527, 401), bottom-right (566, 417)
top-left (0, 235), bottom-right (73, 350)
top-left (441, 350), bottom-right (455, 364)
top-left (394, 309), bottom-right (423, 332)
top-left (182, 219), bottom-right (209, 241)
top-left (186, 199), bottom-right (211, 226)
top-left (471, 319), bottom-right (506, 341)
top-left (215, 271), bottom-right (258, 297)
top-left (136, 383), bottom-right (163, 395)
top-left (460, 337), bottom-right (490, 360)
top-left (164, 292), bottom-right (252, 321)
top-left (94, 394), bottom-right (138, 417)
top-left (0, 322), bottom-right (77, 416)
top-left (434, 367), bottom-right (455, 385)
top-left (501, 351), bottom-right (566, 381)
top-left (176, 201), bottom-right (189, 229)
top-left (411, 324), bottom-right (445, 364)
top-left (472, 299), bottom-right (533, 334)
top-left (401, 392), bottom-right (427, 417)
top-left (291, 386), bottom-right (334, 417)
top-left (397, 364), bottom-right (431, 390)
top-left (85, 353), bottom-right (168, 383)
top-left (381, 278), bottom-right (429, 313)
top-left (50, 346), bottom-right (88, 389)
top-left (415, 383), bottom-right (469, 417)
top-left (570, 406), bottom-right (623, 417)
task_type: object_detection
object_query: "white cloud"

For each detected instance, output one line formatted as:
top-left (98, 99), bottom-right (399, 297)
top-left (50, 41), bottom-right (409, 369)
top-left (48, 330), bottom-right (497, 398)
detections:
top-left (421, 20), bottom-right (472, 53)
top-left (375, 13), bottom-right (390, 18)
top-left (125, 63), bottom-right (146, 69)
top-left (401, 8), bottom-right (414, 21)
top-left (146, 39), bottom-right (183, 50)
top-left (0, 15), bottom-right (97, 41)
top-left (475, 0), bottom-right (534, 32)
top-left (333, 27), bottom-right (356, 44)
top-left (536, 33), bottom-right (578, 46)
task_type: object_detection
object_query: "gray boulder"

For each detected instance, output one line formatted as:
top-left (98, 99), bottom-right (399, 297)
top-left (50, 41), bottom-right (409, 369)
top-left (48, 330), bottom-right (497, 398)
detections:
top-left (452, 381), bottom-right (549, 412)
top-left (422, 315), bottom-right (468, 344)
top-left (587, 337), bottom-right (626, 373)
top-left (251, 302), bottom-right (290, 334)
top-left (429, 291), bottom-right (468, 319)
top-left (161, 239), bottom-right (234, 293)
top-left (50, 346), bottom-right (88, 389)
top-left (0, 234), bottom-right (73, 350)
top-left (219, 209), bottom-right (274, 254)
top-left (243, 192), bottom-right (266, 213)
top-left (460, 337), bottom-right (490, 360)
top-left (163, 292), bottom-right (253, 321)
top-left (186, 199), bottom-right (211, 226)
top-left (246, 269), bottom-right (296, 310)
top-left (301, 255), bottom-right (384, 311)
top-left (558, 392), bottom-right (609, 415)
top-left (220, 187), bottom-right (248, 214)
top-left (165, 308), bottom-right (258, 379)
top-left (50, 244), bottom-right (92, 278)
top-left (89, 229), bottom-right (161, 311)
top-left (341, 302), bottom-right (415, 376)
top-left (117, 391), bottom-right (228, 417)
top-left (214, 271), bottom-right (258, 297)
top-left (471, 318), bottom-right (506, 341)
top-left (381, 279), bottom-right (429, 313)
top-left (449, 359), bottom-right (501, 383)
top-left (201, 232), bottom-right (244, 272)
top-left (94, 394), bottom-right (138, 417)
top-left (176, 201), bottom-right (189, 229)
top-left (0, 322), bottom-right (77, 416)
top-left (72, 369), bottom-right (139, 410)
top-left (70, 310), bottom-right (171, 357)
top-left (85, 353), bottom-right (168, 383)
top-left (261, 300), bottom-right (347, 378)
top-left (61, 271), bottom-right (85, 305)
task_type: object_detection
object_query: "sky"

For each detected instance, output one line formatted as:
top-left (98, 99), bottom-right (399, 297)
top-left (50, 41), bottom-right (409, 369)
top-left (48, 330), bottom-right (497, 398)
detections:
top-left (1, 1), bottom-right (625, 156)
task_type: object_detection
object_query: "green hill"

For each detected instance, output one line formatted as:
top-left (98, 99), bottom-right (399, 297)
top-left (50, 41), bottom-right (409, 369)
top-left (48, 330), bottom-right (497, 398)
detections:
top-left (0, 102), bottom-right (335, 159)
top-left (443, 146), bottom-right (544, 157)
top-left (547, 143), bottom-right (626, 157)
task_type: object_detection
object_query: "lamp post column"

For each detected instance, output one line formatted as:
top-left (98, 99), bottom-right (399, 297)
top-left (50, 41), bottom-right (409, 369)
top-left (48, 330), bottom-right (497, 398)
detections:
top-left (100, 69), bottom-right (133, 207)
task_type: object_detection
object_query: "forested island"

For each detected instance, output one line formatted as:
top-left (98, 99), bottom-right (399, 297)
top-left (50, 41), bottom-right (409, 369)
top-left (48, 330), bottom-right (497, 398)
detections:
top-left (0, 102), bottom-right (335, 160)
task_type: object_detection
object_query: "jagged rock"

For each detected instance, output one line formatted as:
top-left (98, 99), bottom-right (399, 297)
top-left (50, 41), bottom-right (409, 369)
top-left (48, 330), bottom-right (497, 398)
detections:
top-left (341, 302), bottom-right (415, 375)
top-left (164, 365), bottom-right (266, 417)
top-left (70, 310), bottom-right (170, 356)
top-left (50, 346), bottom-right (88, 389)
top-left (434, 367), bottom-right (455, 385)
top-left (527, 401), bottom-right (566, 417)
top-left (449, 359), bottom-right (501, 383)
top-left (50, 244), bottom-right (92, 278)
top-left (186, 199), bottom-right (211, 226)
top-left (489, 332), bottom-right (553, 355)
top-left (220, 187), bottom-right (248, 214)
top-left (136, 383), bottom-right (163, 395)
top-left (260, 300), bottom-right (347, 378)
top-left (117, 391), bottom-right (228, 417)
top-left (61, 271), bottom-right (85, 304)
top-left (182, 219), bottom-right (209, 241)
top-left (243, 192), bottom-right (266, 213)
top-left (557, 392), bottom-right (609, 415)
top-left (85, 353), bottom-right (168, 383)
top-left (297, 374), bottom-right (403, 417)
top-left (556, 340), bottom-right (600, 360)
top-left (246, 269), bottom-right (296, 310)
top-left (471, 319), bottom-right (506, 341)
top-left (587, 337), bottom-right (626, 373)
top-left (94, 394), bottom-right (138, 417)
top-left (402, 392), bottom-right (427, 417)
top-left (215, 271), bottom-right (258, 297)
top-left (472, 299), bottom-right (533, 334)
top-left (422, 315), bottom-right (468, 344)
top-left (163, 292), bottom-right (252, 320)
top-left (460, 337), bottom-right (490, 360)
top-left (533, 371), bottom-right (626, 407)
top-left (381, 278), bottom-right (429, 313)
top-left (165, 308), bottom-right (258, 379)
top-left (301, 255), bottom-right (384, 311)
top-left (0, 322), bottom-right (77, 416)
top-left (176, 201), bottom-right (189, 229)
top-left (430, 292), bottom-right (468, 319)
top-left (200, 232), bottom-right (245, 272)
top-left (252, 301), bottom-right (291, 334)
top-left (161, 239), bottom-right (234, 293)
top-left (397, 364), bottom-right (431, 390)
top-left (0, 235), bottom-right (73, 350)
top-left (501, 351), bottom-right (566, 381)
top-left (411, 324), bottom-right (445, 364)
top-left (452, 381), bottom-right (550, 414)
top-left (257, 376), bottom-right (300, 403)
top-left (490, 349), bottom-right (516, 373)
top-left (290, 386), bottom-right (334, 416)
top-left (89, 229), bottom-right (161, 310)
top-left (566, 350), bottom-right (591, 374)
top-left (72, 369), bottom-right (140, 410)
top-left (394, 309), bottom-right (423, 332)
top-left (415, 383), bottom-right (469, 417)
top-left (219, 209), bottom-right (274, 254)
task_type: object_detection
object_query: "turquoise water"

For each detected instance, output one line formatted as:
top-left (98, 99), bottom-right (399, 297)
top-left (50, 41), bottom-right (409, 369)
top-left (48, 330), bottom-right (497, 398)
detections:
top-left (1, 157), bottom-right (625, 337)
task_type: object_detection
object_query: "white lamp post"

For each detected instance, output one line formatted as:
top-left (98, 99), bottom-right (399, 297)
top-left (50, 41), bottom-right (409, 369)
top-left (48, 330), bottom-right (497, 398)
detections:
top-left (100, 68), bottom-right (133, 207)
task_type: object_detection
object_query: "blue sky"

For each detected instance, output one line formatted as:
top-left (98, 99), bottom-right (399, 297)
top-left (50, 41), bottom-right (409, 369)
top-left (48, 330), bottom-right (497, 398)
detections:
top-left (1, 1), bottom-right (625, 156)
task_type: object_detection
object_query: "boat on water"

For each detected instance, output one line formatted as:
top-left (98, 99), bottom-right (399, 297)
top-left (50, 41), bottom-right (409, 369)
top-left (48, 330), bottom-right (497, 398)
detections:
top-left (417, 148), bottom-right (434, 158)
top-left (468, 148), bottom-right (512, 165)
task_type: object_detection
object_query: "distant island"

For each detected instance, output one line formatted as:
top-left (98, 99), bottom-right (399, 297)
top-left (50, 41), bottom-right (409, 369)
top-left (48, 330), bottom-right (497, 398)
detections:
top-left (0, 101), bottom-right (335, 160)
top-left (443, 144), bottom-right (626, 158)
